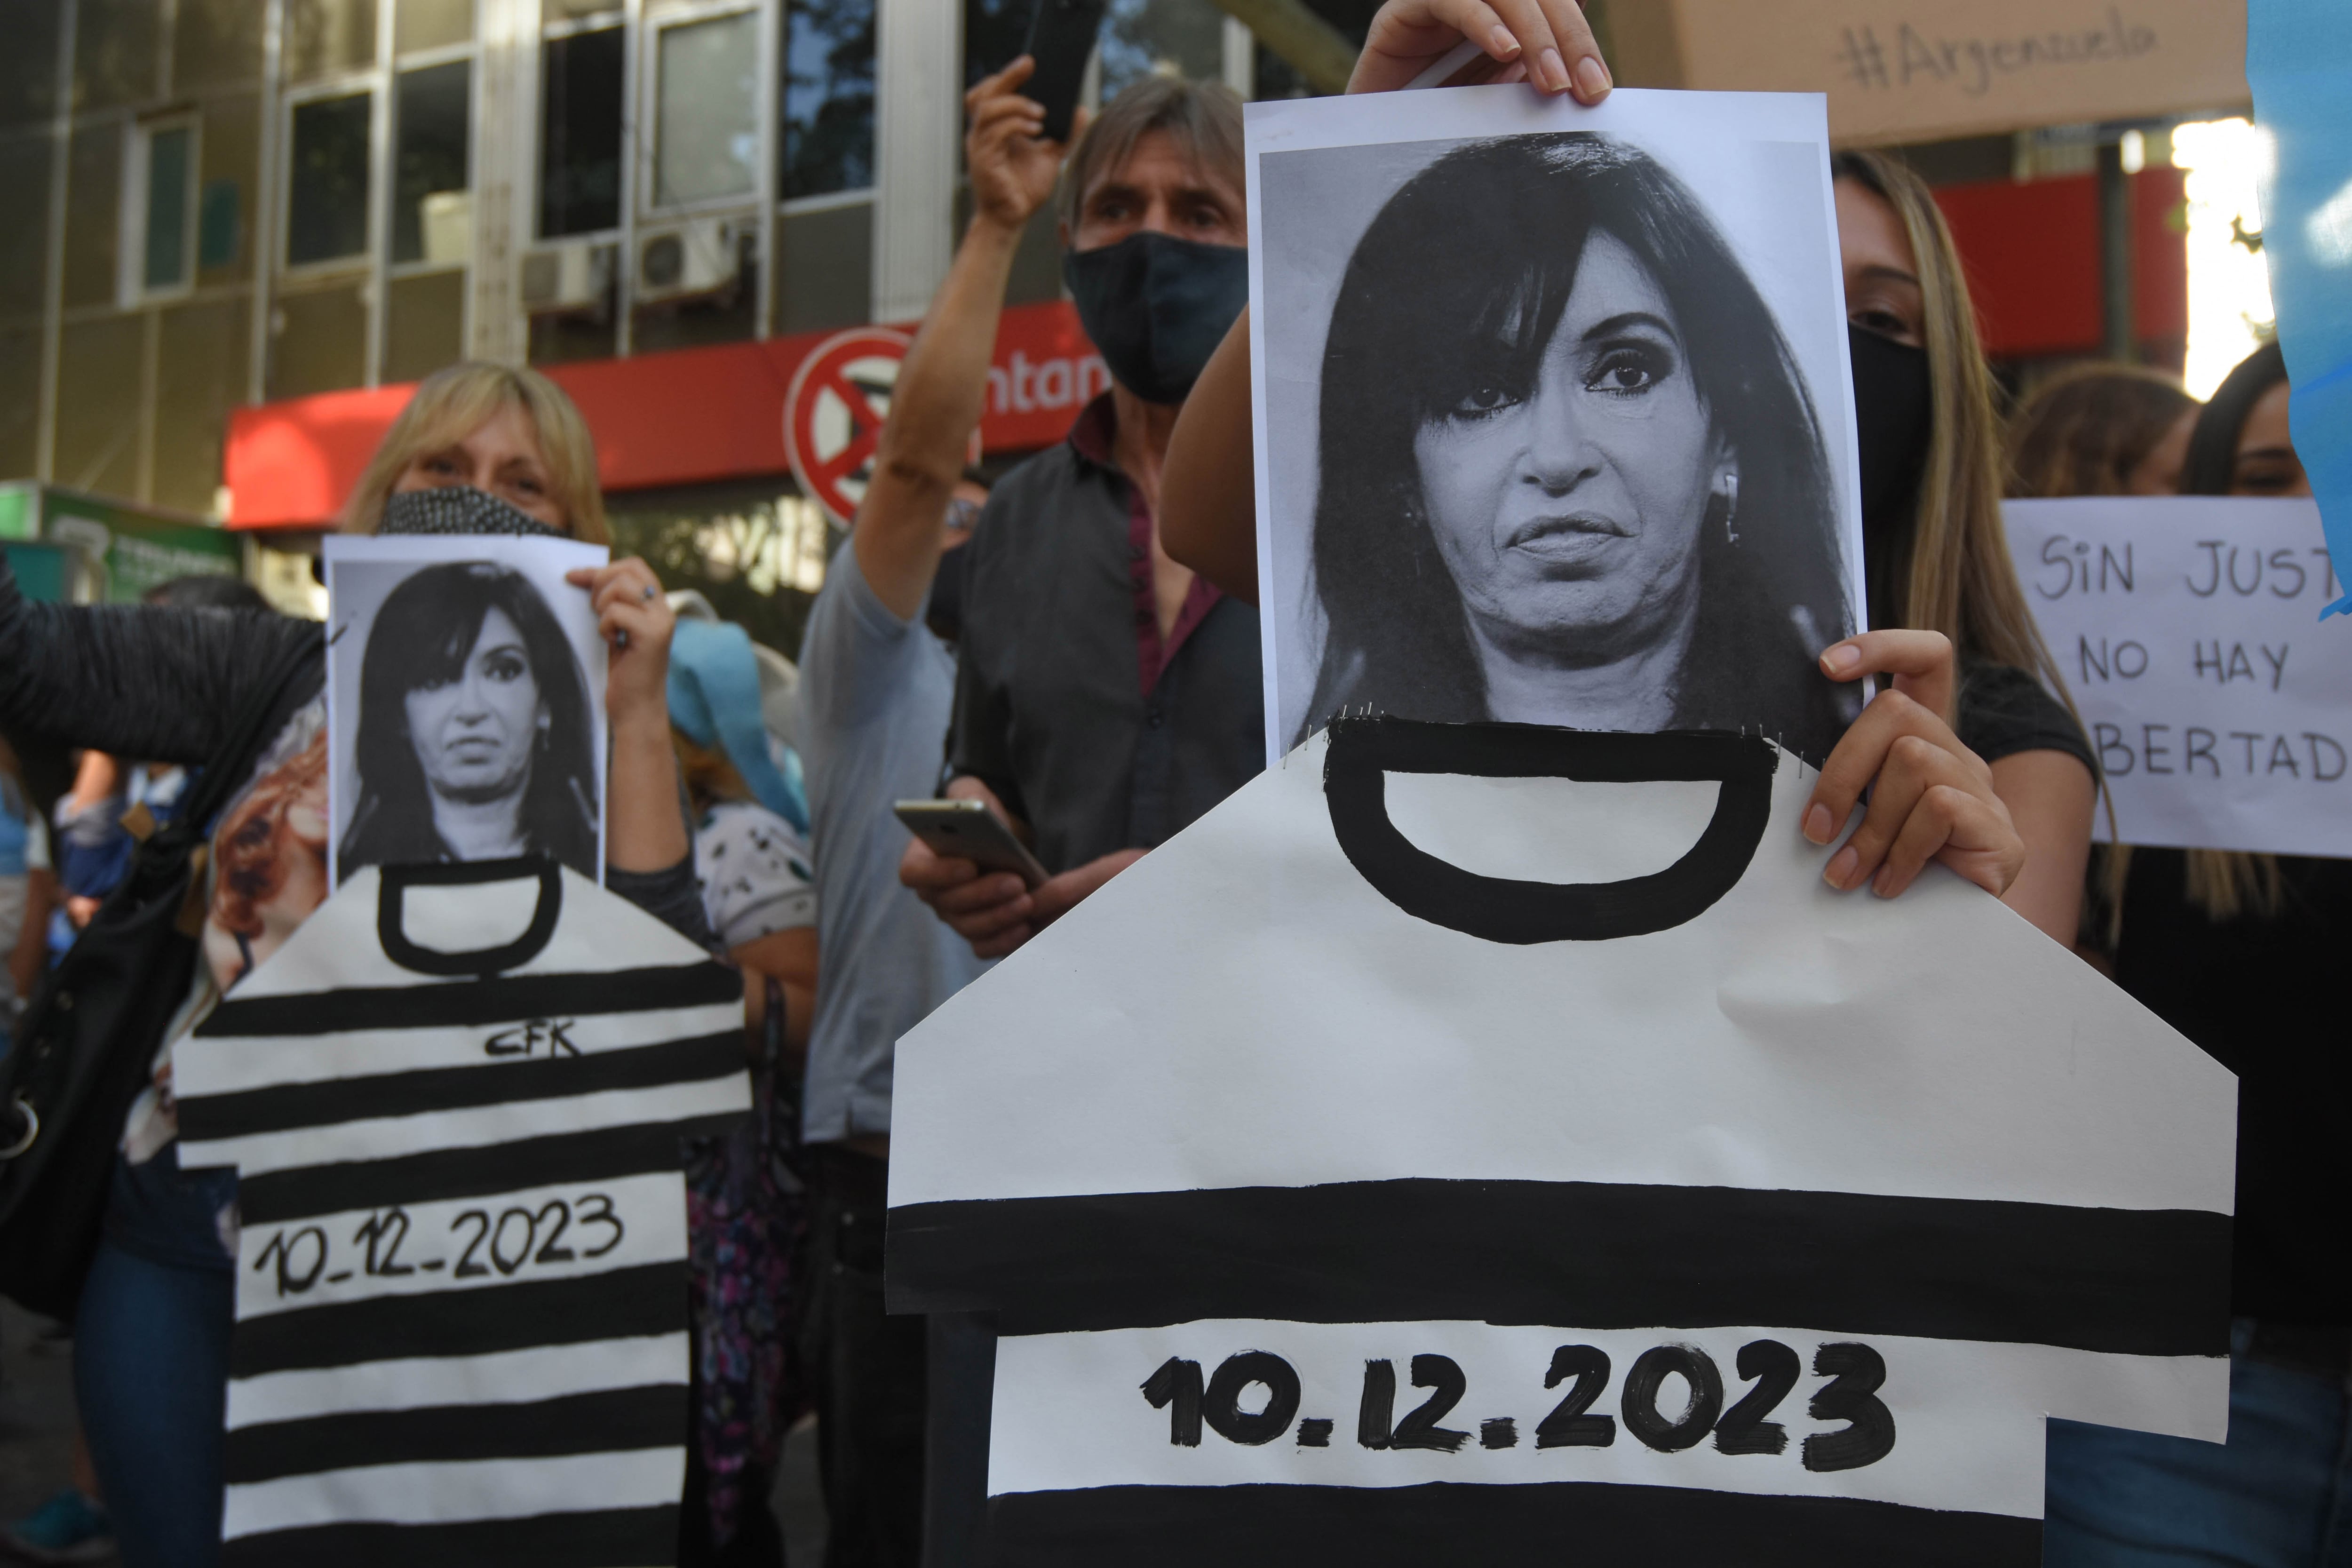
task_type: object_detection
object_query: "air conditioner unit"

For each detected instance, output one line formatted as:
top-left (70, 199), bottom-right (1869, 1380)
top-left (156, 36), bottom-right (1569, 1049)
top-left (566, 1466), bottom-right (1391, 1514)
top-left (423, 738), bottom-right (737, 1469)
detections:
top-left (519, 239), bottom-right (615, 314)
top-left (636, 217), bottom-right (743, 304)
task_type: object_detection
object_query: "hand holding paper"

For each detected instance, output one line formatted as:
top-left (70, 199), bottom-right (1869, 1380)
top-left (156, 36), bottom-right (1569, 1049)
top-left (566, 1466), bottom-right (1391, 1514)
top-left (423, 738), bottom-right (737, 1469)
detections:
top-left (1807, 630), bottom-right (2024, 903)
top-left (1348, 0), bottom-right (1612, 98)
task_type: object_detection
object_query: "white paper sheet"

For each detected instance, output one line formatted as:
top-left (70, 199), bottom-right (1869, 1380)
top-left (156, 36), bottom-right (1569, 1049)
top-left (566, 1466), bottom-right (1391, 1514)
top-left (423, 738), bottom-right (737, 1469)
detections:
top-left (1245, 87), bottom-right (1868, 764)
top-left (2005, 496), bottom-right (2350, 855)
top-left (324, 533), bottom-right (611, 885)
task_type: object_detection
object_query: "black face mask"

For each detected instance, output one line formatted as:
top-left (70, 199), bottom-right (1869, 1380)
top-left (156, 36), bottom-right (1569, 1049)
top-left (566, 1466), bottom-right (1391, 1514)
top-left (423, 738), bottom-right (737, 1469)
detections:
top-left (1063, 232), bottom-right (1249, 406)
top-left (926, 541), bottom-right (969, 644)
top-left (1848, 324), bottom-right (1932, 629)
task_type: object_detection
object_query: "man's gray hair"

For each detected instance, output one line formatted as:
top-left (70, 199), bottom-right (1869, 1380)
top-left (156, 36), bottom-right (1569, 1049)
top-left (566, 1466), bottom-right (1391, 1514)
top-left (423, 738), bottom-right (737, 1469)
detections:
top-left (1057, 75), bottom-right (1246, 230)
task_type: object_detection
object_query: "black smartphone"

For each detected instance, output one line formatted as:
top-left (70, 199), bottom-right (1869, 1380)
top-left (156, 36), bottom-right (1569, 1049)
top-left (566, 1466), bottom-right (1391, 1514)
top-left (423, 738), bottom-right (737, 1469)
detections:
top-left (1020, 0), bottom-right (1108, 143)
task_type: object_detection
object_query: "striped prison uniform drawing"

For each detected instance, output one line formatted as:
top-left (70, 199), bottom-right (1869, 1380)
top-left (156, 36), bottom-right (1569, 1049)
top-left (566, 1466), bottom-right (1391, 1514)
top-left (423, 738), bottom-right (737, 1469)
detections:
top-left (885, 723), bottom-right (2237, 1567)
top-left (175, 857), bottom-right (748, 1567)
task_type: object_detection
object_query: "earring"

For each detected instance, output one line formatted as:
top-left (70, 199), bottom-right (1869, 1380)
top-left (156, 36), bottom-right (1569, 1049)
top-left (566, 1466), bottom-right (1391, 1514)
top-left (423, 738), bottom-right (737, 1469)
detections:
top-left (1704, 472), bottom-right (1740, 545)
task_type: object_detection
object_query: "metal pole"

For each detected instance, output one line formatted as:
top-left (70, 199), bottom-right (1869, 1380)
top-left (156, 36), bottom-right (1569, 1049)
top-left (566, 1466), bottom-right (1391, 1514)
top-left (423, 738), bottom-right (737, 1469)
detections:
top-left (2098, 137), bottom-right (2136, 363)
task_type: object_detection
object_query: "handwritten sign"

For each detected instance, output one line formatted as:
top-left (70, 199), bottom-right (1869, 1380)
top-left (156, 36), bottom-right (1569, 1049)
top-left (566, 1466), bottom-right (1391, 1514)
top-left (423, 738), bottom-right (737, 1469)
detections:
top-left (2005, 497), bottom-right (2350, 856)
top-left (1611, 0), bottom-right (2250, 146)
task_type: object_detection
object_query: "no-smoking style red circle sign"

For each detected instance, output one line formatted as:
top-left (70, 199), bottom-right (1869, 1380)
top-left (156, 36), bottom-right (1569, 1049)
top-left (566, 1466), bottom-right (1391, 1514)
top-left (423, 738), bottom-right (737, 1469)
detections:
top-left (784, 328), bottom-right (914, 525)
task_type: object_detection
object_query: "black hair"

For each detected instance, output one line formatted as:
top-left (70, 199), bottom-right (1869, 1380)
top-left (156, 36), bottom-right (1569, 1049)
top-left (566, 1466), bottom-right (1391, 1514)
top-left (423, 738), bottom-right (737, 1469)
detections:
top-left (145, 573), bottom-right (273, 613)
top-left (2179, 340), bottom-right (2286, 496)
top-left (338, 562), bottom-right (598, 880)
top-left (1303, 133), bottom-right (1852, 760)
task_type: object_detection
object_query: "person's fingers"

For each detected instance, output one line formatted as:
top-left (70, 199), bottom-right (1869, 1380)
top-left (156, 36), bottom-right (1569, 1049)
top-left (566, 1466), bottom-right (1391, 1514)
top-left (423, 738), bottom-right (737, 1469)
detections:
top-left (1480, 0), bottom-right (1565, 90)
top-left (1818, 628), bottom-right (1957, 721)
top-left (1435, 0), bottom-right (1519, 63)
top-left (1874, 783), bottom-right (2019, 900)
top-left (1534, 0), bottom-right (1609, 99)
top-left (934, 874), bottom-right (1031, 921)
top-left (1820, 733), bottom-right (1980, 892)
top-left (1805, 688), bottom-right (1933, 843)
top-left (970, 923), bottom-right (1034, 960)
top-left (972, 92), bottom-right (1045, 138)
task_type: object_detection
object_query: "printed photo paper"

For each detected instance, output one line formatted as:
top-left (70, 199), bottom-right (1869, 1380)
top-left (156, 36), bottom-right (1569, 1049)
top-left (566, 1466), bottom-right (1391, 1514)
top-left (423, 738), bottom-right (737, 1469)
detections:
top-left (324, 533), bottom-right (612, 885)
top-left (1247, 88), bottom-right (1869, 764)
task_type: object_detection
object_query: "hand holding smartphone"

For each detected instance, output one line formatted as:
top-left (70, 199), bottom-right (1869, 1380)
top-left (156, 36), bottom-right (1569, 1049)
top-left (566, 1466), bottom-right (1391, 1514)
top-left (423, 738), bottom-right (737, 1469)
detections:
top-left (1019, 0), bottom-right (1108, 142)
top-left (896, 798), bottom-right (1051, 889)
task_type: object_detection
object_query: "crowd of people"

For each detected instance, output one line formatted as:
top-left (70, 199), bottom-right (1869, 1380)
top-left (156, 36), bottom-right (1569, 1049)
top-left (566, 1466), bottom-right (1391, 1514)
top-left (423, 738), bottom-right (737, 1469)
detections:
top-left (0, 0), bottom-right (2338, 1560)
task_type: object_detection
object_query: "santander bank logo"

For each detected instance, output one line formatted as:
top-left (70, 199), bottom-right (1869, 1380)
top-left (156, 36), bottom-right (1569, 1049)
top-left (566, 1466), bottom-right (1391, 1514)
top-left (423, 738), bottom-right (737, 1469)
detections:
top-left (988, 349), bottom-right (1111, 417)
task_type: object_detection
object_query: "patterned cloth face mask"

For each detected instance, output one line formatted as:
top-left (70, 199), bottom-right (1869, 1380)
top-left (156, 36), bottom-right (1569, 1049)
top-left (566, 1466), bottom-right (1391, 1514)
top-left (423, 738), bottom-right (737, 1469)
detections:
top-left (379, 485), bottom-right (567, 539)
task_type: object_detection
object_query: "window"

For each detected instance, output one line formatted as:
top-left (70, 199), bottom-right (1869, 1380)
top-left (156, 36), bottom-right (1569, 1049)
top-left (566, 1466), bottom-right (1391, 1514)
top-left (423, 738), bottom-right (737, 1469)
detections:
top-left (134, 121), bottom-right (199, 295)
top-left (1099, 0), bottom-right (1225, 96)
top-left (394, 61), bottom-right (472, 264)
top-left (541, 26), bottom-right (624, 237)
top-left (286, 91), bottom-right (373, 267)
top-left (782, 0), bottom-right (875, 200)
top-left (653, 11), bottom-right (761, 209)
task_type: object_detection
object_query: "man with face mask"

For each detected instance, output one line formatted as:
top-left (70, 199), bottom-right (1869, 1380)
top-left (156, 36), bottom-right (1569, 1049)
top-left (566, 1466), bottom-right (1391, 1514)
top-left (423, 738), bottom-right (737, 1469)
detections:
top-left (901, 74), bottom-right (1262, 962)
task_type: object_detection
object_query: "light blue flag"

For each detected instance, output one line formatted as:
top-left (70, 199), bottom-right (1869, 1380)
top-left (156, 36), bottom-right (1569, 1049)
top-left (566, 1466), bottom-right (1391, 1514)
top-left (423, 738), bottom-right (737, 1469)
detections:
top-left (2247, 0), bottom-right (2352, 617)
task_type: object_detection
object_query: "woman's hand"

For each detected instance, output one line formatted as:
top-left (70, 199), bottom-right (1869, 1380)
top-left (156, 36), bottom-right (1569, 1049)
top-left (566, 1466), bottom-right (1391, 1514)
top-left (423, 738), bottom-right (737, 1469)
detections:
top-left (568, 558), bottom-right (675, 726)
top-left (1804, 630), bottom-right (2026, 901)
top-left (1349, 0), bottom-right (1612, 99)
top-left (569, 558), bottom-right (688, 873)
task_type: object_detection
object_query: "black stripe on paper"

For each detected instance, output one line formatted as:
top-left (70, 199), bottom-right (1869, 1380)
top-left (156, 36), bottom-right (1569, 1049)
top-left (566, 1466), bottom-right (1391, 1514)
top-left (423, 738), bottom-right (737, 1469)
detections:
top-left (984, 1482), bottom-right (2036, 1567)
top-left (886, 1178), bottom-right (2230, 1358)
top-left (200, 963), bottom-right (739, 1038)
top-left (224, 1384), bottom-right (685, 1485)
top-left (230, 1261), bottom-right (686, 1378)
top-left (179, 1029), bottom-right (745, 1143)
top-left (234, 1113), bottom-right (742, 1223)
top-left (223, 1504), bottom-right (678, 1568)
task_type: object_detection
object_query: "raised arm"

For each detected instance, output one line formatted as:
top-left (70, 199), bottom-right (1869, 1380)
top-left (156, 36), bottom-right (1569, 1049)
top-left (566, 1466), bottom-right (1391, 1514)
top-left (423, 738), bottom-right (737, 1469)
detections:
top-left (855, 58), bottom-right (1072, 620)
top-left (1160, 0), bottom-right (1613, 603)
top-left (0, 549), bottom-right (317, 766)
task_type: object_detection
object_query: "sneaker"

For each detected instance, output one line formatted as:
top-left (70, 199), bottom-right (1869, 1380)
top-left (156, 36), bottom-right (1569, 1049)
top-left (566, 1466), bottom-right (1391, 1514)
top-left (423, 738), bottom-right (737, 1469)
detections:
top-left (1, 1490), bottom-right (112, 1564)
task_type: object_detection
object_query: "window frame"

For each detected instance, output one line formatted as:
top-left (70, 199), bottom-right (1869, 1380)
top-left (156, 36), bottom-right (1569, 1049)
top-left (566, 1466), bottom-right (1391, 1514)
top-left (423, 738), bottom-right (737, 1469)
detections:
top-left (121, 112), bottom-right (203, 306)
top-left (639, 0), bottom-right (766, 221)
top-left (386, 44), bottom-right (479, 280)
top-left (276, 76), bottom-right (380, 280)
top-left (533, 14), bottom-right (629, 246)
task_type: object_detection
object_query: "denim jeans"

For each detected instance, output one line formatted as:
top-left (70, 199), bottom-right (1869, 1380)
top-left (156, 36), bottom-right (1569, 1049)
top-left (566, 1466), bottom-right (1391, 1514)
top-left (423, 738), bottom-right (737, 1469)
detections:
top-left (73, 1153), bottom-right (236, 1568)
top-left (2047, 1321), bottom-right (2352, 1567)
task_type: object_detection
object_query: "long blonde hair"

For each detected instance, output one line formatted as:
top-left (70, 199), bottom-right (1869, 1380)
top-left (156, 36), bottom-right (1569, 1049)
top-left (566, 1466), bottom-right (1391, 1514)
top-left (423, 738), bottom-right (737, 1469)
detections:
top-left (341, 362), bottom-right (609, 544)
top-left (1832, 152), bottom-right (2070, 704)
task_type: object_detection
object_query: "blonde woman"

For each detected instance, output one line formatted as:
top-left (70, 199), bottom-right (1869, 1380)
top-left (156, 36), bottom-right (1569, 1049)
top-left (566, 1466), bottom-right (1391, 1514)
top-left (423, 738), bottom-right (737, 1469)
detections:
top-left (0, 361), bottom-right (703, 1567)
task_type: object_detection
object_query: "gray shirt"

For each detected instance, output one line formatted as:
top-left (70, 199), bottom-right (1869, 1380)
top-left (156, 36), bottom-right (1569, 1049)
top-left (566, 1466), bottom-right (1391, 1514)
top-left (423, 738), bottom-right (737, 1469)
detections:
top-left (796, 544), bottom-right (988, 1142)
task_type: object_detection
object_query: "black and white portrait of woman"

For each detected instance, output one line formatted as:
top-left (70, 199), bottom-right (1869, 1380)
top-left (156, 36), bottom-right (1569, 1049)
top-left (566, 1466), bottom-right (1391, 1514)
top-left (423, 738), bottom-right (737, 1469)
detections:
top-left (326, 539), bottom-right (610, 883)
top-left (1252, 94), bottom-right (1865, 763)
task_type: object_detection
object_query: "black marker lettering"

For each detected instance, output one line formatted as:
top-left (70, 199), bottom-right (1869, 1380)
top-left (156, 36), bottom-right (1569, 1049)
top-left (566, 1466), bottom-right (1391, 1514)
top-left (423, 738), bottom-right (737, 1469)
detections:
top-left (1479, 1417), bottom-right (1518, 1449)
top-left (1143, 1358), bottom-right (1204, 1447)
top-left (2269, 736), bottom-right (2302, 777)
top-left (2099, 542), bottom-right (2133, 592)
top-left (1621, 1345), bottom-right (1724, 1453)
top-left (2308, 733), bottom-right (2347, 783)
top-left (1391, 1354), bottom-right (1471, 1453)
top-left (2095, 723), bottom-right (2134, 777)
top-left (1202, 1352), bottom-right (1301, 1447)
top-left (2269, 549), bottom-right (2307, 598)
top-left (1536, 1345), bottom-right (1616, 1449)
top-left (2188, 541), bottom-right (2224, 596)
top-left (2230, 547), bottom-right (2263, 596)
top-left (2142, 724), bottom-right (2173, 775)
top-left (2262, 644), bottom-right (2289, 691)
top-left (1713, 1339), bottom-right (1798, 1457)
top-left (2231, 732), bottom-right (2263, 773)
top-left (2185, 729), bottom-right (2219, 779)
top-left (1358, 1360), bottom-right (1396, 1450)
top-left (1804, 1343), bottom-right (1897, 1472)
top-left (1295, 1417), bottom-right (1333, 1448)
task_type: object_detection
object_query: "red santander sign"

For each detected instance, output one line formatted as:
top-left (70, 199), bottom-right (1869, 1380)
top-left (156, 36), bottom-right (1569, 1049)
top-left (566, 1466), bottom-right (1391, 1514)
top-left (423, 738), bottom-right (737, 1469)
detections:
top-left (224, 300), bottom-right (1106, 529)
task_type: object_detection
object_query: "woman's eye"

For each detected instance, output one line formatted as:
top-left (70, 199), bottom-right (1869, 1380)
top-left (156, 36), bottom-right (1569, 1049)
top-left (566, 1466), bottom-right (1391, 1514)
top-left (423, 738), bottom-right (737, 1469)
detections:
top-left (483, 652), bottom-right (527, 682)
top-left (1448, 380), bottom-right (1522, 418)
top-left (1587, 346), bottom-right (1667, 396)
top-left (1853, 306), bottom-right (1914, 341)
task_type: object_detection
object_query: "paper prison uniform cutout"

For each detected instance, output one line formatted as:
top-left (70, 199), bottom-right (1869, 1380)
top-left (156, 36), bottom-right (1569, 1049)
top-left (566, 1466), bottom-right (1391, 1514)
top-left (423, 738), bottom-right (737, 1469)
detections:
top-left (172, 858), bottom-right (747, 1565)
top-left (887, 721), bottom-right (2236, 1566)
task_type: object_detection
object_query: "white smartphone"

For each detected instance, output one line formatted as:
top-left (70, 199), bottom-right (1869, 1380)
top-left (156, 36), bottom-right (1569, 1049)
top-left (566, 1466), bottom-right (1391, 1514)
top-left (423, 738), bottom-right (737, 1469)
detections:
top-left (894, 798), bottom-right (1050, 889)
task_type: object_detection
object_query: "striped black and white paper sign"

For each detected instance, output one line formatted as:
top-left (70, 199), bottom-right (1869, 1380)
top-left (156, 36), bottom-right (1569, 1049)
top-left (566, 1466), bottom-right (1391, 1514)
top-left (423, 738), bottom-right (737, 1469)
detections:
top-left (886, 723), bottom-right (2237, 1566)
top-left (175, 858), bottom-right (747, 1566)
